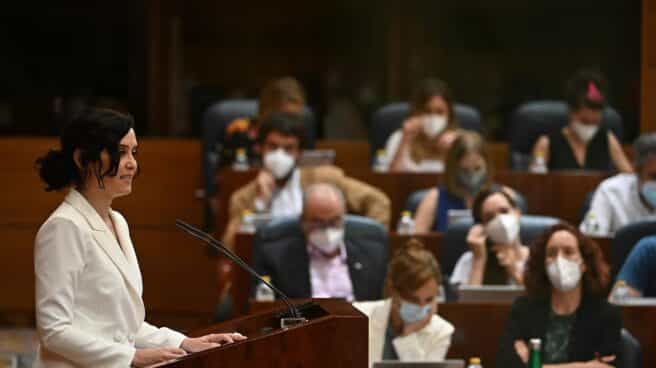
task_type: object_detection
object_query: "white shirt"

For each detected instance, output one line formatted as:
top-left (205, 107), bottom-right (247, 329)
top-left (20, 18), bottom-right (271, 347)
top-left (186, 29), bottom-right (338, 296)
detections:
top-left (450, 250), bottom-right (526, 286)
top-left (383, 130), bottom-right (444, 173)
top-left (352, 299), bottom-right (454, 368)
top-left (580, 173), bottom-right (656, 237)
top-left (255, 169), bottom-right (304, 217)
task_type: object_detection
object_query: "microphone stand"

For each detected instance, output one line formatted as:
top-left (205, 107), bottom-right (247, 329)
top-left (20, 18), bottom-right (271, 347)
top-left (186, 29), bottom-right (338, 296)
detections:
top-left (175, 219), bottom-right (305, 324)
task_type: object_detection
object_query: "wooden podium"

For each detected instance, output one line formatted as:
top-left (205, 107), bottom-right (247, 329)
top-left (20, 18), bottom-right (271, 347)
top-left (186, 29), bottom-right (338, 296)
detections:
top-left (158, 299), bottom-right (368, 367)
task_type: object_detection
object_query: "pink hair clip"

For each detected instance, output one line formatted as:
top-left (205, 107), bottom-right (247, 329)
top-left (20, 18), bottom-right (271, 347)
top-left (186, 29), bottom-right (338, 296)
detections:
top-left (586, 82), bottom-right (603, 103)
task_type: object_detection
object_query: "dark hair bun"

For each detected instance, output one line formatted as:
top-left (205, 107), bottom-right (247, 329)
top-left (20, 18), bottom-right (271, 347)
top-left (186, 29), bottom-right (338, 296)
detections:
top-left (35, 149), bottom-right (76, 191)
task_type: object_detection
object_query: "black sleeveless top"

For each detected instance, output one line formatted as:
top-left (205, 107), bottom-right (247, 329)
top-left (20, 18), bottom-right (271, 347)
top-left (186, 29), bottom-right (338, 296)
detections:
top-left (547, 126), bottom-right (611, 171)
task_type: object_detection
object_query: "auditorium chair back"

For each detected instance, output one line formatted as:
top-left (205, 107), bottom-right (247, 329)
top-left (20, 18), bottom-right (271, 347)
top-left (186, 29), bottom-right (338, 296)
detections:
top-left (442, 215), bottom-right (559, 277)
top-left (253, 214), bottom-right (388, 261)
top-left (369, 102), bottom-right (482, 162)
top-left (618, 328), bottom-right (644, 368)
top-left (508, 100), bottom-right (623, 170)
top-left (403, 188), bottom-right (529, 215)
top-left (611, 220), bottom-right (656, 279)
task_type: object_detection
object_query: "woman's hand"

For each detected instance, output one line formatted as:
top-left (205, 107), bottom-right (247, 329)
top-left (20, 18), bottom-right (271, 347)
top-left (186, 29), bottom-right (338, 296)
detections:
top-left (131, 347), bottom-right (186, 367)
top-left (467, 224), bottom-right (487, 260)
top-left (400, 302), bottom-right (437, 337)
top-left (401, 117), bottom-right (424, 140)
top-left (493, 245), bottom-right (524, 284)
top-left (435, 130), bottom-right (458, 151)
top-left (255, 170), bottom-right (276, 204)
top-left (181, 333), bottom-right (247, 353)
top-left (514, 340), bottom-right (529, 364)
top-left (582, 355), bottom-right (615, 367)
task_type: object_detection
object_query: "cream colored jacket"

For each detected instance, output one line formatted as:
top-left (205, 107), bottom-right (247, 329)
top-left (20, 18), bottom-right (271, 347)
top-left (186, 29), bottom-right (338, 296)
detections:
top-left (353, 299), bottom-right (454, 368)
top-left (33, 190), bottom-right (186, 367)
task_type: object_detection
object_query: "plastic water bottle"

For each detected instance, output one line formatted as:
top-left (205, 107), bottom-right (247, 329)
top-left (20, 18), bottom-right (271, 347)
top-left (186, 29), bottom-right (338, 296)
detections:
top-left (583, 213), bottom-right (600, 235)
top-left (528, 338), bottom-right (542, 368)
top-left (232, 148), bottom-right (250, 171)
top-left (255, 275), bottom-right (275, 301)
top-left (610, 280), bottom-right (631, 303)
top-left (238, 210), bottom-right (256, 233)
top-left (396, 211), bottom-right (415, 235)
top-left (372, 149), bottom-right (388, 172)
top-left (467, 357), bottom-right (483, 368)
top-left (529, 153), bottom-right (548, 174)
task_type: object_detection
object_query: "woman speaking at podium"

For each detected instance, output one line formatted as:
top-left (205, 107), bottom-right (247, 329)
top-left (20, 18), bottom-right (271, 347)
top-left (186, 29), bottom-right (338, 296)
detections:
top-left (33, 109), bottom-right (245, 367)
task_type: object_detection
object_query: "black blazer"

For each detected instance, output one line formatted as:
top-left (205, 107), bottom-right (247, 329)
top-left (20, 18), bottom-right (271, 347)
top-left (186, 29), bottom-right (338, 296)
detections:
top-left (252, 216), bottom-right (389, 301)
top-left (497, 295), bottom-right (622, 368)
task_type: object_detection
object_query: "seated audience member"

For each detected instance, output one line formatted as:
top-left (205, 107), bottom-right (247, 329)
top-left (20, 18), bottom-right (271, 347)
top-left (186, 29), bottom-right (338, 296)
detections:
top-left (223, 112), bottom-right (390, 249)
top-left (497, 223), bottom-right (620, 368)
top-left (414, 131), bottom-right (518, 233)
top-left (220, 76), bottom-right (306, 167)
top-left (384, 78), bottom-right (460, 172)
top-left (611, 235), bottom-right (656, 297)
top-left (580, 132), bottom-right (656, 237)
top-left (451, 187), bottom-right (529, 286)
top-left (253, 183), bottom-right (388, 301)
top-left (531, 69), bottom-right (632, 173)
top-left (354, 239), bottom-right (454, 366)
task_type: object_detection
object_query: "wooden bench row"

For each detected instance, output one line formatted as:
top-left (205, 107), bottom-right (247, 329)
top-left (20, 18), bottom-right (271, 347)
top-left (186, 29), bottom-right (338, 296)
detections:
top-left (247, 300), bottom-right (656, 368)
top-left (216, 169), bottom-right (608, 235)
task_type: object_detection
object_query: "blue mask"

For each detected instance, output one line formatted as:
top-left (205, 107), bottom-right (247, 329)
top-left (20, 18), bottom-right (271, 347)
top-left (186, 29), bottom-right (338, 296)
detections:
top-left (399, 301), bottom-right (432, 323)
top-left (641, 181), bottom-right (656, 208)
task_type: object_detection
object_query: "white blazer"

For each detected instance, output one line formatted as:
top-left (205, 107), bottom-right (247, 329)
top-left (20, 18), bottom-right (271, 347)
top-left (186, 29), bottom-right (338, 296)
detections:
top-left (353, 299), bottom-right (454, 368)
top-left (33, 190), bottom-right (187, 367)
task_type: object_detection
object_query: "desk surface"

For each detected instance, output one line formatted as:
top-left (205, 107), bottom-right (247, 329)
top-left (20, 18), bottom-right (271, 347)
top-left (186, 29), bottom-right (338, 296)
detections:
top-left (216, 169), bottom-right (608, 235)
top-left (248, 300), bottom-right (656, 368)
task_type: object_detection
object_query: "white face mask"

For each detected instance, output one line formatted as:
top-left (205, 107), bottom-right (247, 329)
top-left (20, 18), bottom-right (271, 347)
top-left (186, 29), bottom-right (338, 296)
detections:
top-left (309, 227), bottom-right (344, 254)
top-left (485, 213), bottom-right (520, 245)
top-left (263, 148), bottom-right (295, 179)
top-left (547, 256), bottom-right (583, 292)
top-left (422, 114), bottom-right (447, 138)
top-left (571, 121), bottom-right (599, 143)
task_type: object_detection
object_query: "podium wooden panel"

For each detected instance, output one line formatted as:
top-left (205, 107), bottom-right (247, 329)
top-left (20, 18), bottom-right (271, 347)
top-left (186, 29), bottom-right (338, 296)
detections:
top-left (157, 299), bottom-right (368, 368)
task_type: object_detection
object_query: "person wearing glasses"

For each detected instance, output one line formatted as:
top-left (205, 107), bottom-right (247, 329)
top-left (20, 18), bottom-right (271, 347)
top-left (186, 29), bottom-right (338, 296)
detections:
top-left (223, 112), bottom-right (390, 249)
top-left (252, 183), bottom-right (389, 301)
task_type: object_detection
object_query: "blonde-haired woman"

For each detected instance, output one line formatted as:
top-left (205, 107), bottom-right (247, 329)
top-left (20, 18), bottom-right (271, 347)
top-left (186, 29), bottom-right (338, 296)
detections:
top-left (414, 131), bottom-right (496, 233)
top-left (384, 78), bottom-right (460, 172)
top-left (354, 239), bottom-right (454, 367)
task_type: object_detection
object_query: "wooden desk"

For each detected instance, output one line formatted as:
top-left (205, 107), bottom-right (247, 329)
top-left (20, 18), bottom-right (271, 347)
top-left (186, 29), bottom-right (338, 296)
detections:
top-left (440, 302), bottom-right (656, 368)
top-left (248, 300), bottom-right (656, 368)
top-left (316, 140), bottom-right (511, 173)
top-left (216, 170), bottom-right (608, 235)
top-left (231, 232), bottom-right (612, 316)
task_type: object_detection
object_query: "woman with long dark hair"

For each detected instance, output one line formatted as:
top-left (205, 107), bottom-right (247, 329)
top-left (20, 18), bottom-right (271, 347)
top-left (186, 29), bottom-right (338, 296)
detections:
top-left (33, 109), bottom-right (245, 367)
top-left (497, 223), bottom-right (620, 368)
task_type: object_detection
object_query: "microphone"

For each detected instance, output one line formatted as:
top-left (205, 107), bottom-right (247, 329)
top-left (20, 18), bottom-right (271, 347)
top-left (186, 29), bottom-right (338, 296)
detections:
top-left (175, 219), bottom-right (302, 319)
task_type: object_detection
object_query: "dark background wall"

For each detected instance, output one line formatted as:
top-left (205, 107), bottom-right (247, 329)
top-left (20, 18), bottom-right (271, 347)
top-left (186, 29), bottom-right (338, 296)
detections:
top-left (0, 0), bottom-right (642, 140)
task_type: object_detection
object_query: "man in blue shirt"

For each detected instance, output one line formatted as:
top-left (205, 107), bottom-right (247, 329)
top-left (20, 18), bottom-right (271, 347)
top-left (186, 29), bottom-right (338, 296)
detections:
top-left (614, 235), bottom-right (656, 297)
